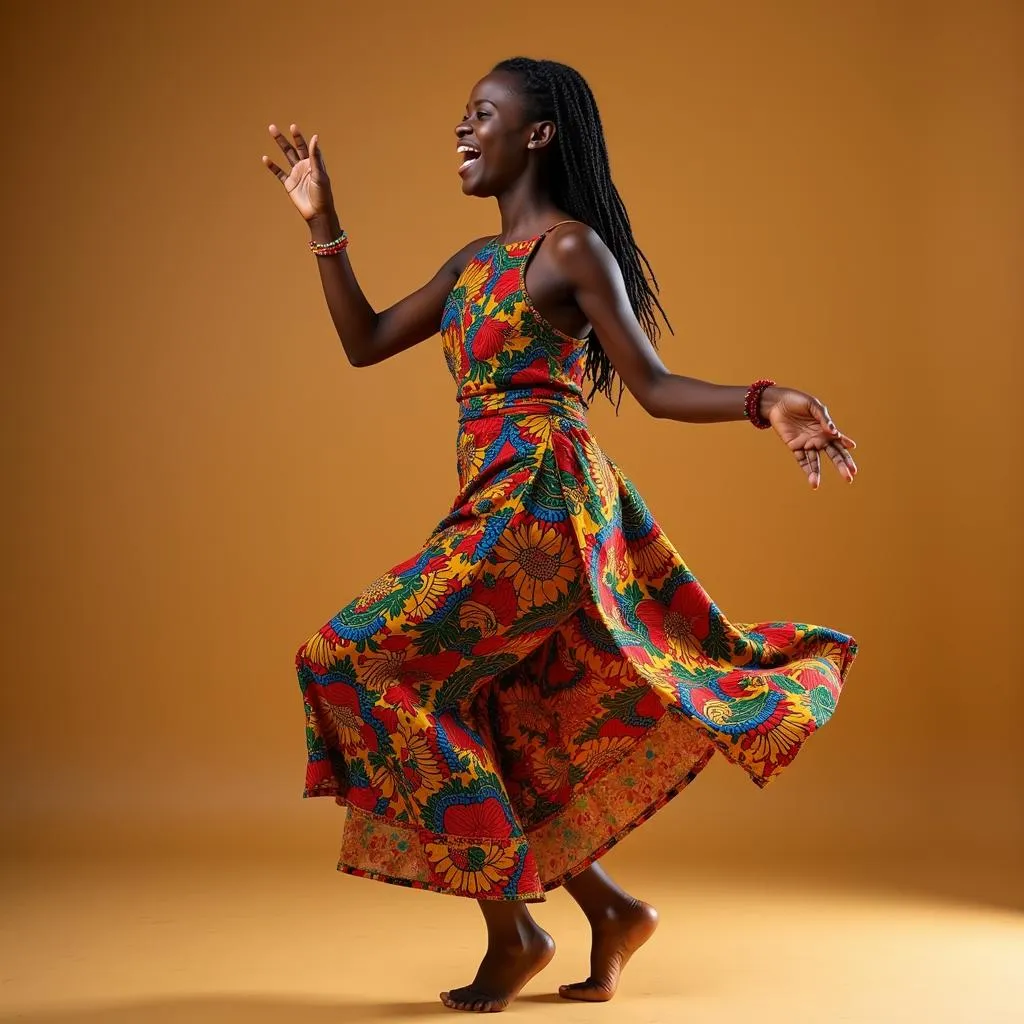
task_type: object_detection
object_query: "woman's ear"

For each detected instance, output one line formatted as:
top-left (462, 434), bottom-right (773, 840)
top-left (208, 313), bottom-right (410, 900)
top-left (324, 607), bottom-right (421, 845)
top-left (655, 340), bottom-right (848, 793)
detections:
top-left (527, 121), bottom-right (557, 150)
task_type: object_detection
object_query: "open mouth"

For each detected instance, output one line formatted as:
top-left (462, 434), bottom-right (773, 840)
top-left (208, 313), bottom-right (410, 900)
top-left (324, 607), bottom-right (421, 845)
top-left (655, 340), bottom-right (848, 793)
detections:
top-left (457, 144), bottom-right (481, 175)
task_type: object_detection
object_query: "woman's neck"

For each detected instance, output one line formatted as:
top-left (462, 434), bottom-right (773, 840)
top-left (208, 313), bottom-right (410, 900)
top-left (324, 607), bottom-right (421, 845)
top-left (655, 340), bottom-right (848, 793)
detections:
top-left (495, 179), bottom-right (561, 242)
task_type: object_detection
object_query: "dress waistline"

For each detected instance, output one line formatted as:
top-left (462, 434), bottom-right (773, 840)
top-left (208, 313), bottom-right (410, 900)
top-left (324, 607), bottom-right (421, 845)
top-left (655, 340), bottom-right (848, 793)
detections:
top-left (457, 389), bottom-right (588, 428)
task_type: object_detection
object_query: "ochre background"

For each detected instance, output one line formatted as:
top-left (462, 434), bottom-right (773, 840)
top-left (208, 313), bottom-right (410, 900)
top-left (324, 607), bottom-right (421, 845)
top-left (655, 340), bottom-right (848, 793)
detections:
top-left (2, 0), bottom-right (1021, 901)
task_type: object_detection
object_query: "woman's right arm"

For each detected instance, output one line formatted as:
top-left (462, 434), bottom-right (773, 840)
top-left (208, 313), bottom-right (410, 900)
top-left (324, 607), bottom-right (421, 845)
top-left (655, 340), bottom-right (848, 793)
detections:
top-left (264, 123), bottom-right (475, 368)
top-left (306, 206), bottom-right (478, 367)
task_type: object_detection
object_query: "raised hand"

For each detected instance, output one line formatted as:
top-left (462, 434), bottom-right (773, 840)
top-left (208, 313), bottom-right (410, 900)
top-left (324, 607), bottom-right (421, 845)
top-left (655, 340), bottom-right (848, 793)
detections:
top-left (764, 388), bottom-right (858, 489)
top-left (262, 123), bottom-right (334, 222)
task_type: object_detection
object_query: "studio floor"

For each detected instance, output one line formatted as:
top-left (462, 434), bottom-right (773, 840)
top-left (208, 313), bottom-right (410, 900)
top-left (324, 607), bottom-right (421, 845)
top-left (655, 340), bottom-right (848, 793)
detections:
top-left (2, 851), bottom-right (1023, 1024)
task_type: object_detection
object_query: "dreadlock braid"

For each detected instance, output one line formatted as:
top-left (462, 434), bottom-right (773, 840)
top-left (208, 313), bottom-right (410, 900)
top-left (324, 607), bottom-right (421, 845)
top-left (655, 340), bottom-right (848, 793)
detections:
top-left (493, 57), bottom-right (671, 405)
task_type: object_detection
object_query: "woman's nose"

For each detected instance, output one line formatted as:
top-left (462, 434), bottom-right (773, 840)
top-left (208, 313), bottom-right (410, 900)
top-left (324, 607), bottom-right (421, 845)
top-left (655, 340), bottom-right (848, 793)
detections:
top-left (455, 122), bottom-right (471, 139)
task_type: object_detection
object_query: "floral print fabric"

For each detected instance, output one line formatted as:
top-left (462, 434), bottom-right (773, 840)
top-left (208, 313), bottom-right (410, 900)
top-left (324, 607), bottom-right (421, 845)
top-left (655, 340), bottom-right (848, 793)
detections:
top-left (295, 232), bottom-right (857, 901)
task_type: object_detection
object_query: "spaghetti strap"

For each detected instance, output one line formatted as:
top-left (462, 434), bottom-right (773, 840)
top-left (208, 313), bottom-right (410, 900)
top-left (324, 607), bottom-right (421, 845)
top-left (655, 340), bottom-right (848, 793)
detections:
top-left (540, 219), bottom-right (582, 237)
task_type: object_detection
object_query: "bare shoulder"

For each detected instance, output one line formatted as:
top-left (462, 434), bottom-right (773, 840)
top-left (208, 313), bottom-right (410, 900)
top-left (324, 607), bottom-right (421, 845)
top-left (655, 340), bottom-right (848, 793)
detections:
top-left (546, 222), bottom-right (615, 281)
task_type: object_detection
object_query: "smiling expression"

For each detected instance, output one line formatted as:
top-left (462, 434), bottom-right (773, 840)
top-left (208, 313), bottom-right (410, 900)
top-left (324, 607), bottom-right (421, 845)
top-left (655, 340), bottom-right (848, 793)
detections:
top-left (455, 72), bottom-right (554, 197)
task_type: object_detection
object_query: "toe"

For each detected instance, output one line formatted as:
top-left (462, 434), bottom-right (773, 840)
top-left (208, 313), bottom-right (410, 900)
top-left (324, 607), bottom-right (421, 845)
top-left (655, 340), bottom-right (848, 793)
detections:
top-left (559, 979), bottom-right (613, 1003)
top-left (440, 987), bottom-right (508, 1013)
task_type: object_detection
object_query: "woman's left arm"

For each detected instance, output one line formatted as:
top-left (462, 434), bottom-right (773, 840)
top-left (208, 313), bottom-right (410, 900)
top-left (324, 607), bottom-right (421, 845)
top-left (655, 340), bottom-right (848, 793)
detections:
top-left (553, 225), bottom-right (858, 489)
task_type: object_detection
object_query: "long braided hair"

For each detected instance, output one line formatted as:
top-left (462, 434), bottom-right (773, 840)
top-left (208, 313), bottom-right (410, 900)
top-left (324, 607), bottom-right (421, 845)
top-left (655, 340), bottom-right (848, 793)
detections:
top-left (493, 57), bottom-right (671, 405)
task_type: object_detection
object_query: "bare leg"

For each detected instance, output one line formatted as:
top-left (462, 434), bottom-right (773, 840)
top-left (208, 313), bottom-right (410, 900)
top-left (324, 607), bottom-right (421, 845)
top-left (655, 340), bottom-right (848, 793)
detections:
top-left (558, 862), bottom-right (659, 1002)
top-left (440, 900), bottom-right (555, 1013)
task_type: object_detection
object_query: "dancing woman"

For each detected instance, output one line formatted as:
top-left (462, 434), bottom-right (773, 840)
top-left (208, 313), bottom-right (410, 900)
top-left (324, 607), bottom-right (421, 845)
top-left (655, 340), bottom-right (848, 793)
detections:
top-left (264, 57), bottom-right (858, 1014)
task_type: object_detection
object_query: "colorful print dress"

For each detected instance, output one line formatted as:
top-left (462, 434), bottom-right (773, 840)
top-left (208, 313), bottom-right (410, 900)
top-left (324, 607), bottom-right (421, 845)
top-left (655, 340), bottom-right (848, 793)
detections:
top-left (295, 225), bottom-right (857, 902)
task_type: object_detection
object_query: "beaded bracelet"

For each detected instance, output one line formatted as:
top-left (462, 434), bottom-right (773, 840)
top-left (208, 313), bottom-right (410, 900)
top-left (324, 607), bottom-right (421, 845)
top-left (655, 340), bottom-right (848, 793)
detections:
top-left (309, 231), bottom-right (349, 257)
top-left (743, 378), bottom-right (775, 429)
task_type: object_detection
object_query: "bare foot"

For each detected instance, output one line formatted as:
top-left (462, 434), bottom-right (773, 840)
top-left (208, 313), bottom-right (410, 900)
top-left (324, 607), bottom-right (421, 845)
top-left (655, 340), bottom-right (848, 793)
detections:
top-left (558, 898), bottom-right (658, 1002)
top-left (440, 926), bottom-right (555, 1013)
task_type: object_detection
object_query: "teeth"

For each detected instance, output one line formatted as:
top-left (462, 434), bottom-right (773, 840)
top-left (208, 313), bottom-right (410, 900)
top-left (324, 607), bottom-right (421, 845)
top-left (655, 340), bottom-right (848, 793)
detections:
top-left (457, 144), bottom-right (480, 174)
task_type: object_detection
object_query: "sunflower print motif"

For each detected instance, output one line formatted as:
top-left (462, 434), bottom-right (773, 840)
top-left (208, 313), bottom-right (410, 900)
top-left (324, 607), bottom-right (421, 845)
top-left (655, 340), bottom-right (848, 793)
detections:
top-left (493, 522), bottom-right (577, 605)
top-left (295, 229), bottom-right (858, 901)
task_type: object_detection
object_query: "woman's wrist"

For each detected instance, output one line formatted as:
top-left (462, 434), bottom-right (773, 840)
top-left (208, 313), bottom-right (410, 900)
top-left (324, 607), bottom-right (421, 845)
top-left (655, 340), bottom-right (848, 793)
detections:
top-left (758, 385), bottom-right (785, 422)
top-left (307, 208), bottom-right (342, 240)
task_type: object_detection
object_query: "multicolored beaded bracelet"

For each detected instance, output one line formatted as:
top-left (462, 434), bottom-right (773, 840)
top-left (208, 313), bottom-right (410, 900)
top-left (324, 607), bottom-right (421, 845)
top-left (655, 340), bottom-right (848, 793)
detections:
top-left (743, 378), bottom-right (775, 429)
top-left (309, 231), bottom-right (349, 257)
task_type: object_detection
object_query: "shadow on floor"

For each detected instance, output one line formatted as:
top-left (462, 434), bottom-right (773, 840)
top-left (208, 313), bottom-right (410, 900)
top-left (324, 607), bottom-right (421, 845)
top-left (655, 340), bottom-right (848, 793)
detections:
top-left (0, 997), bottom-right (452, 1024)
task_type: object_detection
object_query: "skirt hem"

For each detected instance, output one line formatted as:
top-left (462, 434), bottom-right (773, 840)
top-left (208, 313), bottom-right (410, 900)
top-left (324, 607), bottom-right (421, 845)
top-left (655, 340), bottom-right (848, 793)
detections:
top-left (314, 710), bottom-right (718, 901)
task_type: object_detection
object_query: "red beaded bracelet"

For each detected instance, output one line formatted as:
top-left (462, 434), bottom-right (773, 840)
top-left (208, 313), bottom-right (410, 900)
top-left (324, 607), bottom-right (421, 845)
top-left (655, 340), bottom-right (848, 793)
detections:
top-left (309, 231), bottom-right (349, 257)
top-left (743, 378), bottom-right (775, 429)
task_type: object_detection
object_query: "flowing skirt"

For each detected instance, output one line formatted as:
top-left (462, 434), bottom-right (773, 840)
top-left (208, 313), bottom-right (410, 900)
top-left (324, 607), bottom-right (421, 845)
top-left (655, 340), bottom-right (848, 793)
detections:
top-left (295, 392), bottom-right (857, 901)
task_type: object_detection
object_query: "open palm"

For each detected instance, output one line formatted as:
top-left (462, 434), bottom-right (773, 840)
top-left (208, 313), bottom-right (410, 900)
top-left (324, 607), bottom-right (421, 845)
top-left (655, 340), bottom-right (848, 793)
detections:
top-left (767, 389), bottom-right (858, 488)
top-left (262, 123), bottom-right (333, 222)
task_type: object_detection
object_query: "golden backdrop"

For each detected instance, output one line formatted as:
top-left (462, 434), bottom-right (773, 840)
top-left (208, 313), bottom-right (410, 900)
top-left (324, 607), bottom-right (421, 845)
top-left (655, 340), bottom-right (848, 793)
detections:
top-left (2, 0), bottom-right (1020, 891)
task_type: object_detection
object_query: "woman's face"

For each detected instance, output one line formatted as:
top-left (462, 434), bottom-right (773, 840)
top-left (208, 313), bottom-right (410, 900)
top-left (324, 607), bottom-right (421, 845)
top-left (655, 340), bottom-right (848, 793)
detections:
top-left (454, 72), bottom-right (540, 197)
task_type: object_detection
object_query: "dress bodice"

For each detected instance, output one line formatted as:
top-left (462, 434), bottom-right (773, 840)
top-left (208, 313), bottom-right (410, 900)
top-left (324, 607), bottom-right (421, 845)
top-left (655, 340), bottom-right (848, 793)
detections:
top-left (440, 233), bottom-right (589, 416)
